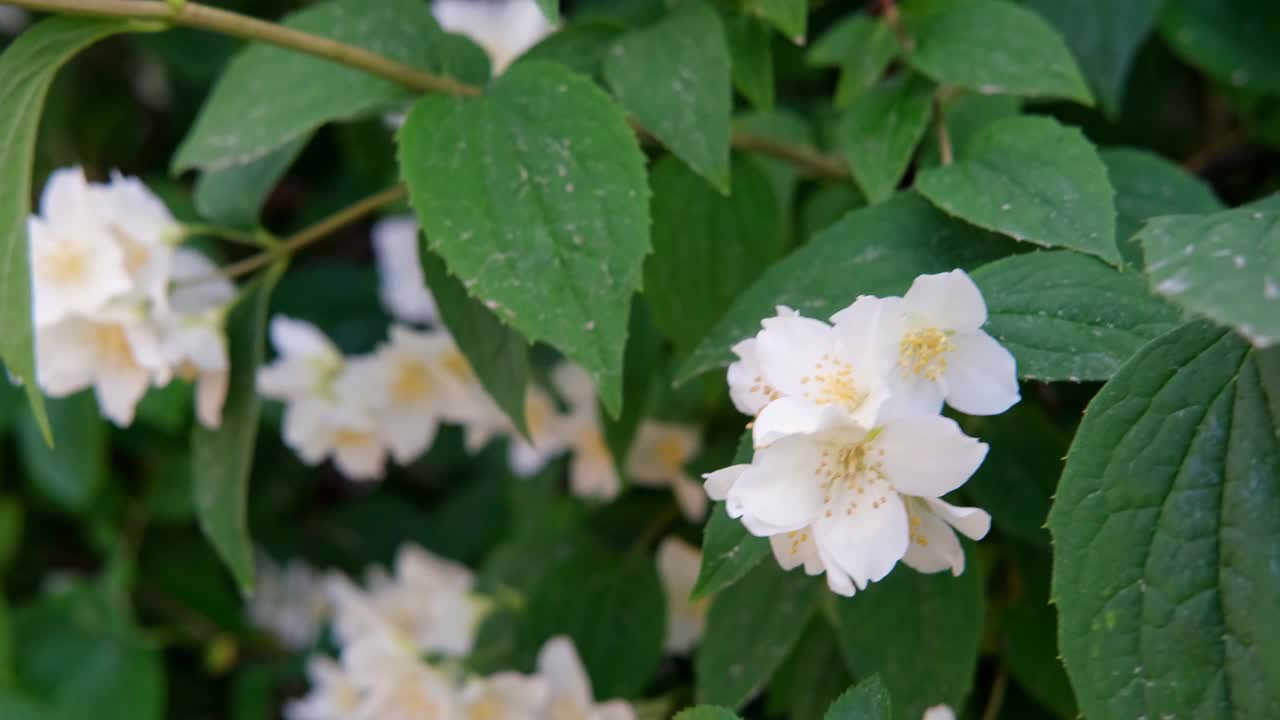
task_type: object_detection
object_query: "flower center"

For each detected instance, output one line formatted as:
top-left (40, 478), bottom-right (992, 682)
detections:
top-left (440, 349), bottom-right (475, 383)
top-left (37, 244), bottom-right (87, 286)
top-left (331, 428), bottom-right (376, 450)
top-left (468, 697), bottom-right (504, 720)
top-left (814, 436), bottom-right (890, 519)
top-left (898, 328), bottom-right (954, 380)
top-left (391, 357), bottom-right (434, 403)
top-left (801, 353), bottom-right (867, 413)
top-left (654, 433), bottom-right (687, 472)
top-left (548, 699), bottom-right (587, 720)
top-left (94, 323), bottom-right (138, 370)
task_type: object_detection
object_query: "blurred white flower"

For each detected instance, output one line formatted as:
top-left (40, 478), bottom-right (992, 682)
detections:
top-left (0, 6), bottom-right (29, 35)
top-left (901, 497), bottom-right (990, 577)
top-left (257, 316), bottom-right (343, 401)
top-left (706, 399), bottom-right (988, 596)
top-left (248, 554), bottom-right (331, 651)
top-left (29, 168), bottom-right (133, 328)
top-left (282, 397), bottom-right (391, 481)
top-left (656, 537), bottom-right (708, 655)
top-left (552, 362), bottom-right (620, 502)
top-left (537, 636), bottom-right (636, 720)
top-left (432, 0), bottom-right (556, 75)
top-left (371, 216), bottom-right (438, 326)
top-left (92, 170), bottom-right (179, 309)
top-left (460, 672), bottom-right (549, 719)
top-left (507, 383), bottom-right (571, 476)
top-left (922, 705), bottom-right (956, 720)
top-left (625, 420), bottom-right (706, 521)
top-left (284, 656), bottom-right (363, 720)
top-left (842, 270), bottom-right (1018, 418)
top-left (157, 249), bottom-right (235, 428)
top-left (343, 632), bottom-right (462, 720)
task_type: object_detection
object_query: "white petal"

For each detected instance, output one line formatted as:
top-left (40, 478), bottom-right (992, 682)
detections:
top-left (596, 700), bottom-right (638, 720)
top-left (769, 528), bottom-right (822, 573)
top-left (878, 370), bottom-right (946, 421)
top-left (270, 316), bottom-right (337, 360)
top-left (752, 396), bottom-right (851, 448)
top-left (551, 361), bottom-right (597, 411)
top-left (333, 436), bottom-right (387, 481)
top-left (812, 484), bottom-right (910, 589)
top-left (625, 419), bottom-right (700, 483)
top-left (35, 320), bottom-right (96, 396)
top-left (727, 337), bottom-right (772, 416)
top-left (672, 472), bottom-right (708, 521)
top-left (568, 432), bottom-right (620, 501)
top-left (382, 411), bottom-right (439, 465)
top-left (537, 636), bottom-right (594, 709)
top-left (702, 464), bottom-right (747, 501)
top-left (433, 0), bottom-right (555, 74)
top-left (195, 370), bottom-right (228, 429)
top-left (876, 415), bottom-right (988, 498)
top-left (372, 216), bottom-right (438, 325)
top-left (925, 498), bottom-right (991, 540)
top-left (902, 500), bottom-right (965, 575)
top-left (39, 167), bottom-right (92, 219)
top-left (923, 705), bottom-right (957, 720)
top-left (942, 330), bottom-right (1020, 416)
top-left (902, 269), bottom-right (987, 332)
top-left (95, 363), bottom-right (151, 427)
top-left (755, 313), bottom-right (835, 398)
top-left (726, 435), bottom-right (827, 534)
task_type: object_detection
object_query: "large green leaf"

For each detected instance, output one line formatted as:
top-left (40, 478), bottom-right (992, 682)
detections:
top-left (16, 392), bottom-right (107, 514)
top-left (1159, 0), bottom-right (1280, 97)
top-left (1050, 322), bottom-right (1280, 719)
top-left (604, 0), bottom-right (732, 192)
top-left (696, 562), bottom-right (823, 709)
top-left (970, 250), bottom-right (1183, 381)
top-left (1000, 543), bottom-right (1077, 720)
top-left (838, 73), bottom-right (933, 204)
top-left (420, 248), bottom-right (531, 437)
top-left (824, 676), bottom-right (891, 720)
top-left (767, 618), bottom-right (854, 720)
top-left (193, 134), bottom-right (310, 228)
top-left (724, 11), bottom-right (774, 111)
top-left (675, 708), bottom-right (741, 720)
top-left (1137, 206), bottom-right (1280, 348)
top-left (520, 544), bottom-right (665, 699)
top-left (743, 0), bottom-right (807, 42)
top-left (678, 192), bottom-right (1015, 383)
top-left (1101, 147), bottom-right (1222, 266)
top-left (1024, 0), bottom-right (1165, 115)
top-left (173, 0), bottom-right (488, 172)
top-left (917, 115), bottom-right (1121, 266)
top-left (806, 13), bottom-right (897, 108)
top-left (645, 155), bottom-right (781, 352)
top-left (0, 16), bottom-right (127, 439)
top-left (904, 0), bottom-right (1092, 105)
top-left (398, 61), bottom-right (649, 415)
top-left (192, 266), bottom-right (283, 594)
top-left (831, 554), bottom-right (985, 720)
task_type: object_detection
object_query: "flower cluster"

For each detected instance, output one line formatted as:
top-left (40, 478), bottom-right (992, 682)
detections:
top-left (705, 271), bottom-right (1019, 596)
top-left (271, 542), bottom-right (669, 720)
top-left (30, 168), bottom-right (234, 428)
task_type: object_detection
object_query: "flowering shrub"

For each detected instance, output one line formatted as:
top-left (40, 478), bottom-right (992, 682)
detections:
top-left (0, 0), bottom-right (1278, 719)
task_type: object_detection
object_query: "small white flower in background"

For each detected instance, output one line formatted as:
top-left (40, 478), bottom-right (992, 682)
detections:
top-left (344, 633), bottom-right (463, 720)
top-left (432, 0), bottom-right (556, 75)
top-left (507, 383), bottom-right (571, 476)
top-left (248, 554), bottom-right (331, 651)
top-left (284, 656), bottom-right (363, 720)
top-left (258, 316), bottom-right (344, 401)
top-left (328, 544), bottom-right (484, 658)
top-left (0, 6), bottom-right (29, 35)
top-left (538, 635), bottom-right (636, 720)
top-left (656, 537), bottom-right (709, 655)
top-left (158, 249), bottom-right (235, 428)
top-left (922, 705), bottom-right (956, 720)
top-left (552, 362), bottom-right (621, 502)
top-left (283, 397), bottom-right (391, 481)
top-left (460, 672), bottom-right (549, 719)
top-left (626, 420), bottom-right (706, 521)
top-left (847, 269), bottom-right (1019, 419)
top-left (371, 216), bottom-right (438, 326)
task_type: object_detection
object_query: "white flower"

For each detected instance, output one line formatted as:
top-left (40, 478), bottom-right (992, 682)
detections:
top-left (460, 673), bottom-right (549, 719)
top-left (537, 636), bottom-right (635, 720)
top-left (656, 537), bottom-right (708, 655)
top-left (552, 362), bottom-right (620, 502)
top-left (257, 316), bottom-right (343, 401)
top-left (508, 383), bottom-right (571, 476)
top-left (334, 325), bottom-right (458, 465)
top-left (35, 307), bottom-right (167, 426)
top-left (432, 0), bottom-right (555, 75)
top-left (625, 420), bottom-right (706, 521)
top-left (282, 398), bottom-right (391, 481)
top-left (371, 216), bottom-right (438, 326)
top-left (248, 554), bottom-right (330, 651)
top-left (922, 705), bottom-right (956, 720)
top-left (91, 170), bottom-right (179, 309)
top-left (0, 6), bottom-right (29, 35)
top-left (29, 167), bottom-right (132, 328)
top-left (157, 248), bottom-right (235, 428)
top-left (726, 306), bottom-right (799, 416)
top-left (343, 633), bottom-right (462, 720)
top-left (285, 656), bottom-right (363, 720)
top-left (329, 544), bottom-right (483, 658)
top-left (839, 270), bottom-right (1018, 418)
top-left (705, 398), bottom-right (989, 596)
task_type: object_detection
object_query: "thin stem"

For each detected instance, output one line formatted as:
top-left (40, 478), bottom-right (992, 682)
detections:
top-left (217, 184), bottom-right (407, 282)
top-left (5, 0), bottom-right (480, 96)
top-left (877, 0), bottom-right (914, 53)
top-left (731, 128), bottom-right (850, 180)
top-left (980, 666), bottom-right (1009, 720)
top-left (182, 222), bottom-right (277, 249)
top-left (933, 90), bottom-right (955, 166)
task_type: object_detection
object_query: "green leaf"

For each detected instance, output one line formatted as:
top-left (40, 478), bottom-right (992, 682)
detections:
top-left (521, 544), bottom-right (665, 698)
top-left (536, 0), bottom-right (560, 23)
top-left (678, 192), bottom-right (1015, 383)
top-left (918, 94), bottom-right (1021, 168)
top-left (0, 16), bottom-right (127, 440)
top-left (1138, 205), bottom-right (1280, 347)
top-left (970, 250), bottom-right (1183, 381)
top-left (1159, 0), bottom-right (1280, 97)
top-left (831, 552), bottom-right (985, 720)
top-left (917, 115), bottom-right (1121, 266)
top-left (173, 0), bottom-right (488, 172)
top-left (398, 61), bottom-right (649, 415)
top-left (1049, 322), bottom-right (1280, 720)
top-left (744, 0), bottom-right (807, 43)
top-left (1101, 147), bottom-right (1223, 266)
top-left (824, 676), bottom-right (891, 720)
top-left (674, 707), bottom-right (742, 720)
top-left (193, 134), bottom-right (309, 228)
top-left (523, 23), bottom-right (621, 78)
top-left (1023, 0), bottom-right (1164, 116)
top-left (1000, 543), bottom-right (1077, 720)
top-left (696, 562), bottom-right (823, 709)
top-left (420, 247), bottom-right (532, 437)
top-left (645, 155), bottom-right (782, 352)
top-left (604, 0), bottom-right (732, 192)
top-left (725, 12), bottom-right (774, 111)
top-left (733, 110), bottom-right (815, 242)
top-left (807, 13), bottom-right (898, 108)
top-left (192, 266), bottom-right (283, 594)
top-left (16, 392), bottom-right (108, 514)
top-left (839, 73), bottom-right (934, 204)
top-left (905, 0), bottom-right (1092, 105)
top-left (692, 432), bottom-right (770, 599)
top-left (0, 497), bottom-right (21, 572)
top-left (767, 618), bottom-right (854, 720)
top-left (0, 691), bottom-right (48, 720)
